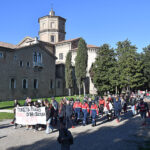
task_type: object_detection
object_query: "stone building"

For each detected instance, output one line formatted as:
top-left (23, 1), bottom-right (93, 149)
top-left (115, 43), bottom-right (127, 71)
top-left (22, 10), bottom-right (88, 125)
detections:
top-left (0, 38), bottom-right (56, 101)
top-left (0, 8), bottom-right (99, 101)
top-left (39, 9), bottom-right (99, 95)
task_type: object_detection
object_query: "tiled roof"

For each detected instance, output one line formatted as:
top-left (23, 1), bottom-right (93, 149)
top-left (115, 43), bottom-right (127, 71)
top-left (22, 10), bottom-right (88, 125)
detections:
top-left (56, 38), bottom-right (81, 44)
top-left (0, 41), bottom-right (16, 49)
top-left (87, 44), bottom-right (99, 48)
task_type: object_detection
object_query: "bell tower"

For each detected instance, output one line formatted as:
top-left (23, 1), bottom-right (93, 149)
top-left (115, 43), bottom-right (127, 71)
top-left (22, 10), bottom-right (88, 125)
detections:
top-left (38, 8), bottom-right (66, 43)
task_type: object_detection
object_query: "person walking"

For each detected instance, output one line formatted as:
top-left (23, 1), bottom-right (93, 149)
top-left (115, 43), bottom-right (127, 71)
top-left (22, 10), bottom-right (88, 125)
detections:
top-left (90, 101), bottom-right (99, 127)
top-left (81, 100), bottom-right (89, 126)
top-left (59, 99), bottom-right (66, 125)
top-left (65, 99), bottom-right (74, 128)
top-left (44, 99), bottom-right (54, 134)
top-left (10, 99), bottom-right (20, 129)
top-left (98, 97), bottom-right (105, 117)
top-left (57, 122), bottom-right (73, 150)
top-left (114, 97), bottom-right (122, 122)
top-left (104, 99), bottom-right (113, 121)
top-left (51, 97), bottom-right (58, 126)
top-left (73, 99), bottom-right (82, 124)
top-left (130, 96), bottom-right (137, 116)
top-left (137, 98), bottom-right (149, 126)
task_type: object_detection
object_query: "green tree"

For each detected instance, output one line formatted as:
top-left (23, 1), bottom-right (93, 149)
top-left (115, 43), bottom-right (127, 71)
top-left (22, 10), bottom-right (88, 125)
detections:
top-left (142, 45), bottom-right (150, 90)
top-left (75, 38), bottom-right (88, 96)
top-left (91, 44), bottom-right (116, 95)
top-left (116, 39), bottom-right (145, 92)
top-left (65, 51), bottom-right (73, 96)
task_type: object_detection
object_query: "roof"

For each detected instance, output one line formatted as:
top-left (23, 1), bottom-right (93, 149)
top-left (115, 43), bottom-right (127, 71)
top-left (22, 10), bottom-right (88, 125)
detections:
top-left (87, 44), bottom-right (99, 48)
top-left (55, 38), bottom-right (81, 45)
top-left (17, 36), bottom-right (35, 47)
top-left (0, 41), bottom-right (16, 49)
top-left (38, 15), bottom-right (66, 22)
top-left (16, 40), bottom-right (56, 59)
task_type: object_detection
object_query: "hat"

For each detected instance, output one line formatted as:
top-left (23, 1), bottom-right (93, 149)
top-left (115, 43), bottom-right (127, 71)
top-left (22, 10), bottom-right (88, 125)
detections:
top-left (37, 99), bottom-right (42, 103)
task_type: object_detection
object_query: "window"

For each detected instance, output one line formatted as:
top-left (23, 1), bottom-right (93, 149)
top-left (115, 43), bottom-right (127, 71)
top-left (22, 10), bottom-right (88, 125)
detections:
top-left (33, 52), bottom-right (42, 63)
top-left (22, 79), bottom-right (28, 89)
top-left (51, 35), bottom-right (55, 42)
top-left (33, 52), bottom-right (37, 62)
top-left (10, 78), bottom-right (16, 89)
top-left (27, 62), bottom-right (30, 67)
top-left (34, 79), bottom-right (38, 89)
top-left (0, 52), bottom-right (3, 58)
top-left (50, 80), bottom-right (53, 89)
top-left (37, 53), bottom-right (42, 63)
top-left (42, 23), bottom-right (46, 29)
top-left (51, 22), bottom-right (55, 28)
top-left (59, 53), bottom-right (63, 60)
top-left (20, 61), bottom-right (23, 67)
top-left (57, 81), bottom-right (60, 88)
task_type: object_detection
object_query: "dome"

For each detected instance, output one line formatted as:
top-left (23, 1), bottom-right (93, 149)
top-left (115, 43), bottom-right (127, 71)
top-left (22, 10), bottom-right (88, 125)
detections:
top-left (49, 9), bottom-right (55, 16)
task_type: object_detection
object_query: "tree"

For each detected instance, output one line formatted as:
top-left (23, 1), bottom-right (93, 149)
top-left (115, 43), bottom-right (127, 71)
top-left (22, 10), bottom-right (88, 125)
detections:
top-left (142, 45), bottom-right (150, 90)
top-left (90, 44), bottom-right (116, 95)
top-left (75, 38), bottom-right (88, 96)
top-left (65, 51), bottom-right (73, 96)
top-left (116, 39), bottom-right (145, 92)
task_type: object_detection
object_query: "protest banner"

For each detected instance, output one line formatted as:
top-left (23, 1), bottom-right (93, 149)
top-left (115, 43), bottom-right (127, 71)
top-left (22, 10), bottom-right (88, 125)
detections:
top-left (16, 106), bottom-right (46, 125)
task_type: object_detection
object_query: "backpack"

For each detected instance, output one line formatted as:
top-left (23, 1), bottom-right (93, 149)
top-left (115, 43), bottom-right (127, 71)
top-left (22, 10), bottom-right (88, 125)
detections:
top-left (57, 129), bottom-right (73, 145)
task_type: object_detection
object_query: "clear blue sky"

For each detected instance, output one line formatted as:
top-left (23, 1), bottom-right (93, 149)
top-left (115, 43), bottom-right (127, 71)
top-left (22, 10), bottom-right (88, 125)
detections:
top-left (0, 0), bottom-right (150, 52)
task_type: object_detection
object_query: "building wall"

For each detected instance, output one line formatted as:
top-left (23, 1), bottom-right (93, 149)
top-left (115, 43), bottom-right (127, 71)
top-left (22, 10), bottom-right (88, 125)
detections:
top-left (55, 43), bottom-right (71, 63)
top-left (0, 44), bottom-right (56, 101)
top-left (71, 48), bottom-right (98, 95)
top-left (55, 45), bottom-right (98, 95)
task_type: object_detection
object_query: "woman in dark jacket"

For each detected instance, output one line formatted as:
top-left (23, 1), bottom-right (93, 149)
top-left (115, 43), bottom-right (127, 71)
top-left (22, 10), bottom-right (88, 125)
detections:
top-left (44, 99), bottom-right (54, 134)
top-left (58, 99), bottom-right (66, 124)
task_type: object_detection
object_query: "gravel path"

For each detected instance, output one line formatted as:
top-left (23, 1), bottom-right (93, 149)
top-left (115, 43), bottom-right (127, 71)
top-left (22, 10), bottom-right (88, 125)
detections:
top-left (0, 111), bottom-right (150, 150)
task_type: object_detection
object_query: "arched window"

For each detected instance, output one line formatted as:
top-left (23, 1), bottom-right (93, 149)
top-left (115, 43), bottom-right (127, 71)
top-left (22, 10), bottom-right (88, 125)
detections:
top-left (33, 52), bottom-right (37, 62)
top-left (10, 78), bottom-right (16, 89)
top-left (38, 53), bottom-right (42, 63)
top-left (22, 79), bottom-right (28, 89)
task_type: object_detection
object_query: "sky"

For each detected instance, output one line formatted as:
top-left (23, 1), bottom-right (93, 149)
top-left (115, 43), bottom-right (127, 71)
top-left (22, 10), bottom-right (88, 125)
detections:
top-left (0, 0), bottom-right (150, 52)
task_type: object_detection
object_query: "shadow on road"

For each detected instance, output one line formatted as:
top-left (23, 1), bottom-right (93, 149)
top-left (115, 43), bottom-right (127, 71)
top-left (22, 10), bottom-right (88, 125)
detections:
top-left (6, 113), bottom-right (150, 150)
top-left (0, 135), bottom-right (7, 139)
top-left (0, 123), bottom-right (13, 129)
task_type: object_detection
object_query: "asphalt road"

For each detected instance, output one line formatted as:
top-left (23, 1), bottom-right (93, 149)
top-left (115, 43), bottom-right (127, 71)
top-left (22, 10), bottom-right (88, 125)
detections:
top-left (0, 111), bottom-right (150, 150)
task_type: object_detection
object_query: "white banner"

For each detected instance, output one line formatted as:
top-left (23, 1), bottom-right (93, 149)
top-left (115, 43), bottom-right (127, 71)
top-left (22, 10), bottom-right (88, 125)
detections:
top-left (16, 106), bottom-right (46, 125)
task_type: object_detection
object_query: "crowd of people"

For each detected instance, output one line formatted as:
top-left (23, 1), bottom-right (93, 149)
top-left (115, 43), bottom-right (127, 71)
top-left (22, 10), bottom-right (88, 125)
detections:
top-left (10, 93), bottom-right (150, 133)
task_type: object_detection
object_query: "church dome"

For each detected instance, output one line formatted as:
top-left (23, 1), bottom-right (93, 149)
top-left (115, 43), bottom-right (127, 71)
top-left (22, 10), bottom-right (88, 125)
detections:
top-left (49, 9), bottom-right (55, 16)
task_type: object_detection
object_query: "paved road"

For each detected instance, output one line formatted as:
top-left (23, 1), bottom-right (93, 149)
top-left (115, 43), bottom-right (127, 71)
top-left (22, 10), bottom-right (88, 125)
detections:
top-left (0, 112), bottom-right (150, 150)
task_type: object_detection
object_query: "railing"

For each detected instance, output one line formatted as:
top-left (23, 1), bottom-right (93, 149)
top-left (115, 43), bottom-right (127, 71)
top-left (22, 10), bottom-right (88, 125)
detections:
top-left (33, 62), bottom-right (43, 68)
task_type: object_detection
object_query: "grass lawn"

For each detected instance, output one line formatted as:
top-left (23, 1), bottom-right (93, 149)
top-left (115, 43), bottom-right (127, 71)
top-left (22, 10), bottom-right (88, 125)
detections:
top-left (0, 112), bottom-right (14, 120)
top-left (0, 95), bottom-right (84, 110)
top-left (0, 95), bottom-right (85, 120)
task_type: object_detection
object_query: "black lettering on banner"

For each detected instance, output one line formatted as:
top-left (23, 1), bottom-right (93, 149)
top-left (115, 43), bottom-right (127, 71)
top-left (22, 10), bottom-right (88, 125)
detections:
top-left (26, 113), bottom-right (29, 116)
top-left (29, 112), bottom-right (34, 116)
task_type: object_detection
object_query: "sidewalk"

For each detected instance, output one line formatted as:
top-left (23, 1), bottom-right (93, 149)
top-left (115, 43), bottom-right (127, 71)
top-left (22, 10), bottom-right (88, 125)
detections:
top-left (0, 109), bottom-right (13, 113)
